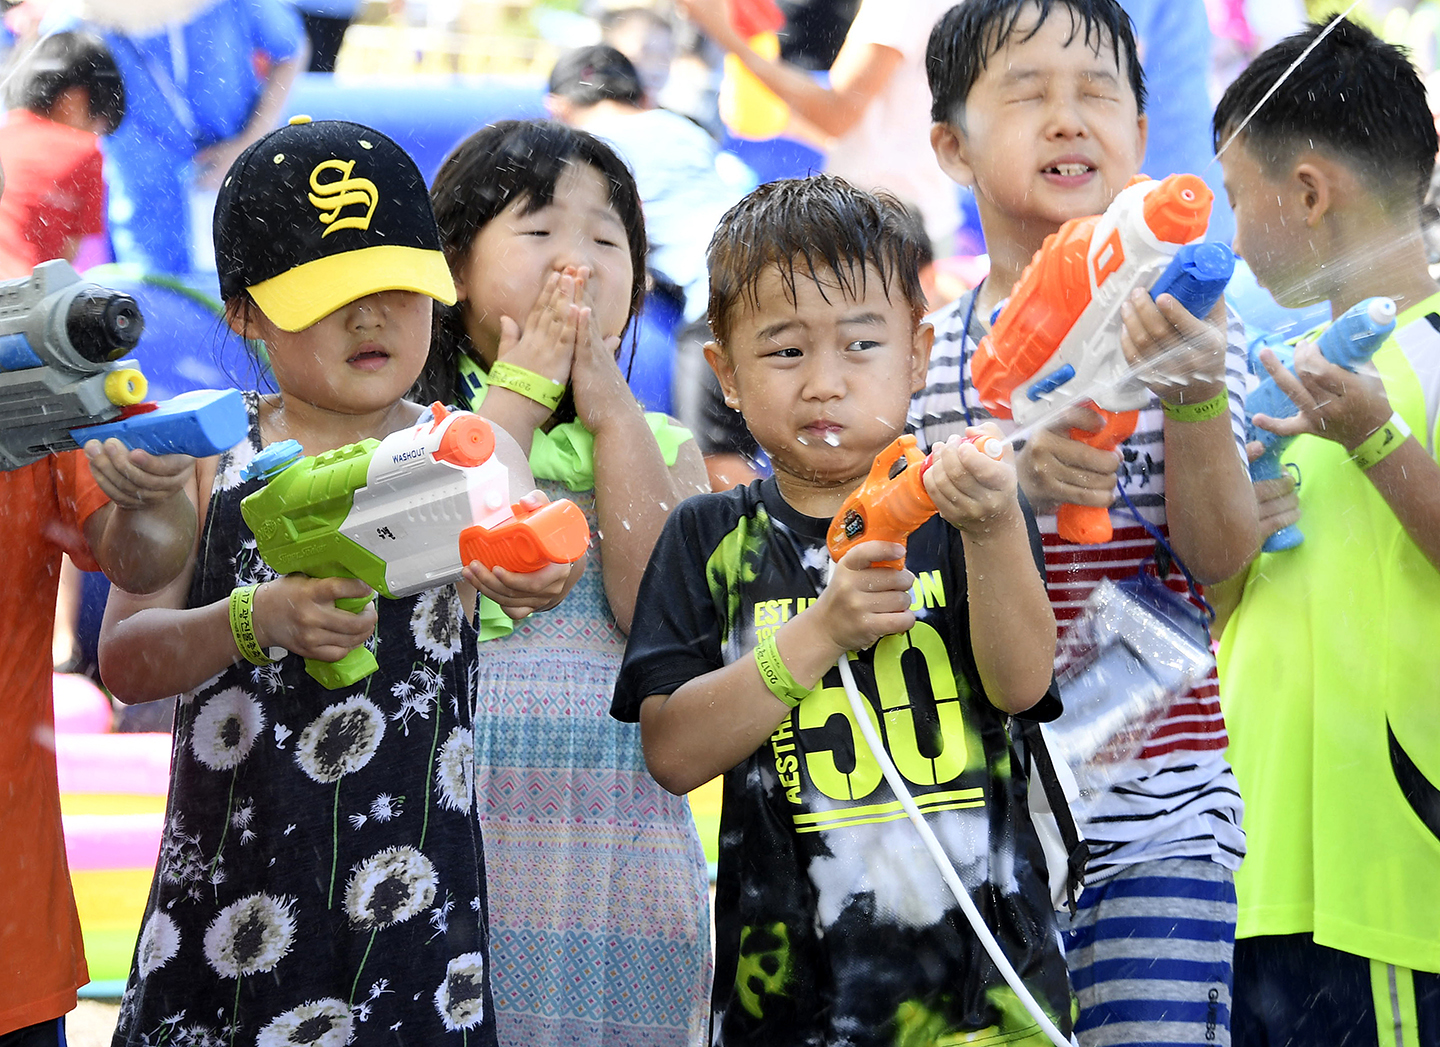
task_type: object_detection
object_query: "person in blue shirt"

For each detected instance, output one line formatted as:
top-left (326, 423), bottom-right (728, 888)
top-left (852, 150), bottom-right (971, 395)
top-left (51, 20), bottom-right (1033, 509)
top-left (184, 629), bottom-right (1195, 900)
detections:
top-left (51, 0), bottom-right (306, 275)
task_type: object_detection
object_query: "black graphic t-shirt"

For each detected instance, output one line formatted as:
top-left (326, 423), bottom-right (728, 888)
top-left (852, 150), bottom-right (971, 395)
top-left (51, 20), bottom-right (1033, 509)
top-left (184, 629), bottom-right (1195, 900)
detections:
top-left (614, 479), bottom-right (1074, 1047)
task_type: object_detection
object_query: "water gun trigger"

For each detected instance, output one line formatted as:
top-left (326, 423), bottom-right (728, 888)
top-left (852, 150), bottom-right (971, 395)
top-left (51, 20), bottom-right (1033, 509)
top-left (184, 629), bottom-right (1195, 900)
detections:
top-left (458, 494), bottom-right (590, 575)
top-left (1054, 406), bottom-right (1137, 544)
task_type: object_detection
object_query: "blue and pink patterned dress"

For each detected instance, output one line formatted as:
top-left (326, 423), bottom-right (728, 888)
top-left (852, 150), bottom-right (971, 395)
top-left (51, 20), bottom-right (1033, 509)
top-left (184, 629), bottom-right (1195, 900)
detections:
top-left (472, 478), bottom-right (712, 1047)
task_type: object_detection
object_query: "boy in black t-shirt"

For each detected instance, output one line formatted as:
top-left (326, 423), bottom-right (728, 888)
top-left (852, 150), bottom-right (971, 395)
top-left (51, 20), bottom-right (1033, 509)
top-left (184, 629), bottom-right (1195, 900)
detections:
top-left (612, 176), bottom-right (1073, 1046)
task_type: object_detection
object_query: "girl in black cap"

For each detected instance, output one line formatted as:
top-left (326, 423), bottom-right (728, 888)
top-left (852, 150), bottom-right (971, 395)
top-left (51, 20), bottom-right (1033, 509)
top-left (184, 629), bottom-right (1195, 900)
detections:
top-left (98, 118), bottom-right (561, 1047)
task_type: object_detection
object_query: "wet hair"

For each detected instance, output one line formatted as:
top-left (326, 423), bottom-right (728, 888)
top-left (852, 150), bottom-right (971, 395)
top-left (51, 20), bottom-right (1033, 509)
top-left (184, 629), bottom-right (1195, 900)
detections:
top-left (548, 44), bottom-right (645, 108)
top-left (927, 0), bottom-right (1145, 124)
top-left (10, 30), bottom-right (125, 133)
top-left (706, 175), bottom-right (928, 348)
top-left (1212, 17), bottom-right (1437, 208)
top-left (419, 120), bottom-right (648, 411)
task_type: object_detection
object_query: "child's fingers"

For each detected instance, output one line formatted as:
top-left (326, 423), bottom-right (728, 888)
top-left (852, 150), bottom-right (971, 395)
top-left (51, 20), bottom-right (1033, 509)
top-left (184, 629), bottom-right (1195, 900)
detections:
top-left (837, 540), bottom-right (908, 575)
top-left (498, 315), bottom-right (522, 356)
top-left (1257, 348), bottom-right (1318, 410)
top-left (490, 560), bottom-right (571, 595)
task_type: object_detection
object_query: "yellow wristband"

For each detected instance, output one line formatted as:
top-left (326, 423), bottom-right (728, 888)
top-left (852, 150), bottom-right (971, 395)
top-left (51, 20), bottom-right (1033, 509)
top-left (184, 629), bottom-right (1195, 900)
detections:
top-left (1160, 389), bottom-right (1229, 423)
top-left (487, 361), bottom-right (566, 412)
top-left (229, 584), bottom-right (275, 666)
top-left (754, 632), bottom-right (810, 709)
top-left (1350, 412), bottom-right (1411, 471)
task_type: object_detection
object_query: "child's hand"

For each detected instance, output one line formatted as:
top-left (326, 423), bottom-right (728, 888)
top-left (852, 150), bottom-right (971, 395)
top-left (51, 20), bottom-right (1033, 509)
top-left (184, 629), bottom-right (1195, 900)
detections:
top-left (924, 425), bottom-right (1022, 535)
top-left (83, 438), bottom-right (193, 510)
top-left (813, 542), bottom-right (916, 655)
top-left (1120, 289), bottom-right (1228, 406)
top-left (251, 575), bottom-right (377, 662)
top-left (462, 558), bottom-right (577, 620)
top-left (1246, 440), bottom-right (1301, 544)
top-left (568, 268), bottom-right (632, 433)
top-left (1251, 342), bottom-right (1393, 450)
top-left (1016, 406), bottom-right (1121, 515)
top-left (496, 268), bottom-right (581, 393)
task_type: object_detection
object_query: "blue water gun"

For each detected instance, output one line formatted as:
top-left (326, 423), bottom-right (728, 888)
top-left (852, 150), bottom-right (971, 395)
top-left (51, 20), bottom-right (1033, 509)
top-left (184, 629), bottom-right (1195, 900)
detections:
top-left (1247, 296), bottom-right (1397, 552)
top-left (0, 259), bottom-right (247, 469)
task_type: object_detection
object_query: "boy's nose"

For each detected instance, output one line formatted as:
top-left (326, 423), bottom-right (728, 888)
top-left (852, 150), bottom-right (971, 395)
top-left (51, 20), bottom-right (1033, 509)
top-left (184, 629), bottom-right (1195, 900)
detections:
top-left (1045, 97), bottom-right (1089, 139)
top-left (801, 361), bottom-right (846, 401)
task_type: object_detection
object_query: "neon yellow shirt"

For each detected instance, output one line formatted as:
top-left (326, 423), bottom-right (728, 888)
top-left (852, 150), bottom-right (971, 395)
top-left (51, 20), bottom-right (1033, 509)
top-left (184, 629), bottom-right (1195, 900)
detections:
top-left (1218, 294), bottom-right (1440, 973)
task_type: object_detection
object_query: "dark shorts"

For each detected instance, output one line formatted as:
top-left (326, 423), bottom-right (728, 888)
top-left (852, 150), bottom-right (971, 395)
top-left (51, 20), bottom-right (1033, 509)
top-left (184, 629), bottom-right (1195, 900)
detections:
top-left (0, 1017), bottom-right (66, 1047)
top-left (1234, 934), bottom-right (1440, 1047)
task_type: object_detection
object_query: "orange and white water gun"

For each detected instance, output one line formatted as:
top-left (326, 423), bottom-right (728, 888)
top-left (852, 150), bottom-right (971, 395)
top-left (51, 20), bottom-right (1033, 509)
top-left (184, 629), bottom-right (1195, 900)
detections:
top-left (827, 432), bottom-right (1005, 568)
top-left (972, 173), bottom-right (1228, 544)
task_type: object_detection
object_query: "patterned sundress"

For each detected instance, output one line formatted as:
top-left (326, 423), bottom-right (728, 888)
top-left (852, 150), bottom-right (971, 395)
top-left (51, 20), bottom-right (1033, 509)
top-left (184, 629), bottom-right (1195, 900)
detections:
top-left (113, 394), bottom-right (497, 1047)
top-left (472, 477), bottom-right (713, 1047)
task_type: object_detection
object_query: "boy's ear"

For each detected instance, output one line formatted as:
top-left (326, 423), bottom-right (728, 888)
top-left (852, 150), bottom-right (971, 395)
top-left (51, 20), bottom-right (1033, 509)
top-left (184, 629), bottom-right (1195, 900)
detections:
top-left (931, 122), bottom-right (975, 188)
top-left (1294, 161), bottom-right (1333, 227)
top-left (703, 341), bottom-right (742, 410)
top-left (910, 321), bottom-right (935, 394)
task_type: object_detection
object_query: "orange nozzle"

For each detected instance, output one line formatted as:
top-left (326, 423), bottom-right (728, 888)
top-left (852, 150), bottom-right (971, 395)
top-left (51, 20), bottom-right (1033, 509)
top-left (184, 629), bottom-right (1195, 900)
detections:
top-left (459, 497), bottom-right (590, 574)
top-left (1142, 173), bottom-right (1213, 245)
top-left (435, 412), bottom-right (496, 468)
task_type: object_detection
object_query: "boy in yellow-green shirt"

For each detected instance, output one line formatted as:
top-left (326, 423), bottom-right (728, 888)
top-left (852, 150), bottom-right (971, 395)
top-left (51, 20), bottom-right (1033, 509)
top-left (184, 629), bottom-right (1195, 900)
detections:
top-left (1212, 17), bottom-right (1440, 1046)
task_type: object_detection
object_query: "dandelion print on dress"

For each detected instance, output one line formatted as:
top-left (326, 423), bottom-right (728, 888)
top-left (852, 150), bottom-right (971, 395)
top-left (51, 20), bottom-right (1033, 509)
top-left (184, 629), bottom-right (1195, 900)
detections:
top-left (255, 999), bottom-right (354, 1047)
top-left (411, 586), bottom-right (463, 662)
top-left (435, 953), bottom-right (487, 1032)
top-left (136, 912), bottom-right (181, 977)
top-left (295, 697), bottom-right (386, 784)
top-left (111, 394), bottom-right (495, 1047)
top-left (435, 727), bottom-right (473, 813)
top-left (344, 847), bottom-right (438, 931)
top-left (202, 893), bottom-right (297, 978)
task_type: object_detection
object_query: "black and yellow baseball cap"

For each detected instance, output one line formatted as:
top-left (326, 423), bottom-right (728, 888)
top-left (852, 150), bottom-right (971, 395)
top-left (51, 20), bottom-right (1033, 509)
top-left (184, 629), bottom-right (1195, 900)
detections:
top-left (214, 116), bottom-right (456, 332)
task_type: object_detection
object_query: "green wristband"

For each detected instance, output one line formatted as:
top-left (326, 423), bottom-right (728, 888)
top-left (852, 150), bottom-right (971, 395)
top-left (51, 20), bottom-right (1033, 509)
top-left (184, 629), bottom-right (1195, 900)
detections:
top-left (229, 584), bottom-right (275, 666)
top-left (487, 360), bottom-right (566, 411)
top-left (1160, 389), bottom-right (1229, 423)
top-left (754, 632), bottom-right (810, 709)
top-left (1350, 412), bottom-right (1411, 471)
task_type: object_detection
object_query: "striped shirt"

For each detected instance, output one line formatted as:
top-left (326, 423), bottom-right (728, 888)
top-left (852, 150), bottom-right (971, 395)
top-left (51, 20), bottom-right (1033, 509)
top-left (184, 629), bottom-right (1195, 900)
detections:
top-left (910, 288), bottom-right (1248, 878)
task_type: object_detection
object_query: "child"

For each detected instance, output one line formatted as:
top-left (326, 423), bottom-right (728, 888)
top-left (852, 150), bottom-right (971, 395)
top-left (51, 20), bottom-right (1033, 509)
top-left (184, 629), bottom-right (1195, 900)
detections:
top-left (3, 436), bottom-right (195, 1044)
top-left (0, 29), bottom-right (124, 277)
top-left (419, 120), bottom-right (713, 1046)
top-left (1211, 19), bottom-right (1440, 1044)
top-left (613, 175), bottom-right (1073, 1046)
top-left (910, 2), bottom-right (1260, 1043)
top-left (97, 117), bottom-right (540, 1046)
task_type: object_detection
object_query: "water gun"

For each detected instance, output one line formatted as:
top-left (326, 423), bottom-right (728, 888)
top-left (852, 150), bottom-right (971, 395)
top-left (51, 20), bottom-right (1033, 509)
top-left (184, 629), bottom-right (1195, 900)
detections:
top-left (972, 173), bottom-right (1235, 544)
top-left (239, 404), bottom-right (591, 688)
top-left (0, 259), bottom-right (248, 469)
top-left (1248, 296), bottom-right (1397, 552)
top-left (719, 0), bottom-right (789, 140)
top-left (827, 432), bottom-right (1005, 569)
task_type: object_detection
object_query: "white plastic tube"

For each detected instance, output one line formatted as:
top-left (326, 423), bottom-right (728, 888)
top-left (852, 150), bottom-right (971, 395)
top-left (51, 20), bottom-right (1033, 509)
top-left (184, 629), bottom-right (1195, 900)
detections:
top-left (836, 653), bottom-right (1076, 1047)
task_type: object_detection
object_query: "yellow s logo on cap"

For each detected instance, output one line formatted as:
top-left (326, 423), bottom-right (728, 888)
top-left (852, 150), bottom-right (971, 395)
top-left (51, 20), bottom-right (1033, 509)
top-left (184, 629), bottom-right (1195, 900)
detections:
top-left (308, 159), bottom-right (378, 236)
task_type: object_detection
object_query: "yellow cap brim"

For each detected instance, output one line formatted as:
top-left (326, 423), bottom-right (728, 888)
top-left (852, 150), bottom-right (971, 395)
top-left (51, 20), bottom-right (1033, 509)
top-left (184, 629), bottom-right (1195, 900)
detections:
top-left (249, 243), bottom-right (457, 332)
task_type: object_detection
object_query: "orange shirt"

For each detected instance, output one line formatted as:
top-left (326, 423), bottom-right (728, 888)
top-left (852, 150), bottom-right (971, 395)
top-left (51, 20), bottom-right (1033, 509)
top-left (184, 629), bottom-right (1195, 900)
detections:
top-left (0, 450), bottom-right (107, 1035)
top-left (0, 109), bottom-right (106, 279)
